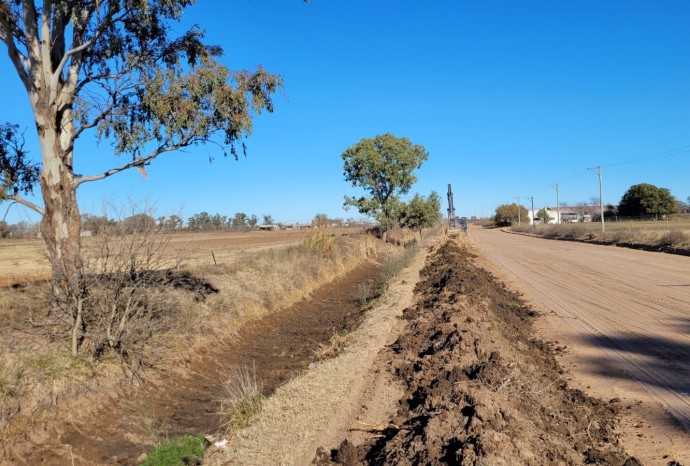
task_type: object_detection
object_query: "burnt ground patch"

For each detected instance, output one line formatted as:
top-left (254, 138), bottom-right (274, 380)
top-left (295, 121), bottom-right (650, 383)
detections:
top-left (318, 240), bottom-right (640, 465)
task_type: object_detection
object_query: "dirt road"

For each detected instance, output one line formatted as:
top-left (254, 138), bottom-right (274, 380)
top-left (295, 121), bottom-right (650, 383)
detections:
top-left (472, 226), bottom-right (690, 463)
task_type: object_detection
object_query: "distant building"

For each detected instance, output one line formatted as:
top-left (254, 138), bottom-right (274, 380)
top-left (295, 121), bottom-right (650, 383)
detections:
top-left (257, 224), bottom-right (279, 231)
top-left (526, 206), bottom-right (600, 225)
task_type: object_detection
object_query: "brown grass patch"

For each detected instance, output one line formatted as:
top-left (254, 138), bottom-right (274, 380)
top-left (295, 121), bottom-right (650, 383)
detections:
top-left (0, 231), bottom-right (388, 438)
top-left (512, 223), bottom-right (690, 253)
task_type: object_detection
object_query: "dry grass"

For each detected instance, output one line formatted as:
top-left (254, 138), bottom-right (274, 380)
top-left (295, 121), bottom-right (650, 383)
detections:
top-left (386, 226), bottom-right (419, 247)
top-left (0, 231), bottom-right (387, 438)
top-left (512, 223), bottom-right (690, 252)
top-left (301, 227), bottom-right (336, 255)
top-left (217, 363), bottom-right (264, 431)
top-left (313, 331), bottom-right (355, 362)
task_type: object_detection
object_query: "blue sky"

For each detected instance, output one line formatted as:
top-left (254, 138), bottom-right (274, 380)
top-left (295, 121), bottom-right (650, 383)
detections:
top-left (1, 0), bottom-right (689, 224)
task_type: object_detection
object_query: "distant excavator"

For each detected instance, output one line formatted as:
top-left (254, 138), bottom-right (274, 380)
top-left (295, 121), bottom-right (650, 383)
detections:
top-left (447, 184), bottom-right (467, 233)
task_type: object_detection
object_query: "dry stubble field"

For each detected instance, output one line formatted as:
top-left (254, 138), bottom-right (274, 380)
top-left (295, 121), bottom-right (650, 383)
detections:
top-left (0, 229), bottom-right (346, 287)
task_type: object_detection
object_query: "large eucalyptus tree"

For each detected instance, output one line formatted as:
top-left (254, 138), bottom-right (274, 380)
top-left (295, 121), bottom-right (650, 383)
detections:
top-left (0, 0), bottom-right (281, 355)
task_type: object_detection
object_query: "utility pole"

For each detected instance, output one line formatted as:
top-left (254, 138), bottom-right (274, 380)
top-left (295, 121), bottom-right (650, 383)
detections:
top-left (527, 196), bottom-right (535, 229)
top-left (588, 165), bottom-right (605, 233)
top-left (515, 196), bottom-right (521, 226)
top-left (550, 184), bottom-right (560, 224)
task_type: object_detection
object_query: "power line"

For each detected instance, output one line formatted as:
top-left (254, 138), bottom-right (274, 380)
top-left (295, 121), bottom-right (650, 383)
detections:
top-left (603, 145), bottom-right (690, 168)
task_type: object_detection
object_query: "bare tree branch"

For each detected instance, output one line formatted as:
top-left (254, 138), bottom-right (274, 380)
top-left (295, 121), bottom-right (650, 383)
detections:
top-left (0, 15), bottom-right (32, 92)
top-left (9, 193), bottom-right (44, 215)
top-left (20, 0), bottom-right (42, 84)
top-left (73, 140), bottom-right (195, 188)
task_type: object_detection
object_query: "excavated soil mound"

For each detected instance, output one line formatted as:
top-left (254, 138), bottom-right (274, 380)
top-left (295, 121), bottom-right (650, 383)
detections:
top-left (318, 240), bottom-right (639, 465)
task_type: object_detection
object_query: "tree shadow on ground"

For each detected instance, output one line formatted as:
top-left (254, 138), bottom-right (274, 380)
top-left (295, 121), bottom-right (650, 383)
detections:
top-left (581, 319), bottom-right (690, 430)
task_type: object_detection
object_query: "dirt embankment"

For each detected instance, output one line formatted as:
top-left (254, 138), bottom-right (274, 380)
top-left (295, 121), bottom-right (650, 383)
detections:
top-left (2, 261), bottom-right (382, 465)
top-left (318, 240), bottom-right (639, 465)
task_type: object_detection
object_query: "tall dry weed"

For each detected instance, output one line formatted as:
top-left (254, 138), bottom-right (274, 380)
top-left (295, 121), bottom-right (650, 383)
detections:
top-left (657, 229), bottom-right (688, 247)
top-left (302, 228), bottom-right (336, 256)
top-left (217, 362), bottom-right (264, 431)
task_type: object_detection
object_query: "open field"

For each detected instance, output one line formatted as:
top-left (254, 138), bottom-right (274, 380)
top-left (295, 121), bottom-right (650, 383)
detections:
top-left (535, 216), bottom-right (690, 231)
top-left (0, 228), bottom-right (360, 286)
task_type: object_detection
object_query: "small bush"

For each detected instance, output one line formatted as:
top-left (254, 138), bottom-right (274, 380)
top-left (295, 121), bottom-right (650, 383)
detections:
top-left (217, 363), bottom-right (264, 431)
top-left (142, 435), bottom-right (206, 466)
top-left (658, 229), bottom-right (688, 247)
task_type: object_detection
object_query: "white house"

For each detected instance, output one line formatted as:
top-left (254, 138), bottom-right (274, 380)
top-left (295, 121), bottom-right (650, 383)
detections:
top-left (525, 207), bottom-right (594, 225)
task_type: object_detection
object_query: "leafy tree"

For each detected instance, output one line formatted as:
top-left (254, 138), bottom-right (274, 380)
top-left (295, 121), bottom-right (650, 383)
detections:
top-left (123, 213), bottom-right (156, 234)
top-left (401, 192), bottom-right (441, 238)
top-left (262, 214), bottom-right (274, 225)
top-left (248, 214), bottom-right (259, 228)
top-left (0, 1), bottom-right (282, 355)
top-left (161, 214), bottom-right (184, 231)
top-left (211, 213), bottom-right (226, 230)
top-left (0, 124), bottom-right (40, 200)
top-left (494, 203), bottom-right (529, 227)
top-left (81, 214), bottom-right (114, 235)
top-left (536, 207), bottom-right (551, 224)
top-left (312, 213), bottom-right (330, 228)
top-left (0, 220), bottom-right (10, 238)
top-left (618, 183), bottom-right (679, 218)
top-left (342, 134), bottom-right (428, 239)
top-left (232, 212), bottom-right (248, 229)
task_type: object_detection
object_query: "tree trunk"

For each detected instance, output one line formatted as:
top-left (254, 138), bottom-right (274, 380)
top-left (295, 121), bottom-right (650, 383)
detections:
top-left (37, 123), bottom-right (85, 354)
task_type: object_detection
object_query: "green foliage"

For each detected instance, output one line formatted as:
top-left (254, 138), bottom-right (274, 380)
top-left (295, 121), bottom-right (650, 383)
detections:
top-left (142, 435), bottom-right (206, 466)
top-left (232, 212), bottom-right (248, 229)
top-left (494, 203), bottom-right (529, 226)
top-left (536, 207), bottom-right (552, 224)
top-left (342, 134), bottom-right (428, 232)
top-left (218, 364), bottom-right (264, 431)
top-left (401, 192), bottom-right (441, 233)
top-left (262, 214), bottom-right (274, 225)
top-left (618, 183), bottom-right (679, 217)
top-left (160, 214), bottom-right (184, 231)
top-left (0, 124), bottom-right (39, 199)
top-left (379, 244), bottom-right (418, 287)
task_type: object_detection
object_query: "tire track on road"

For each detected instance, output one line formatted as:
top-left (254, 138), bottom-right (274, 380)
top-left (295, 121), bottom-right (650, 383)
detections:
top-left (473, 227), bottom-right (690, 439)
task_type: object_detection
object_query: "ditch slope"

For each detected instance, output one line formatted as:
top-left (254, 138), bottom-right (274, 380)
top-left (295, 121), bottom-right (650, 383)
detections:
top-left (2, 262), bottom-right (381, 465)
top-left (319, 240), bottom-right (639, 465)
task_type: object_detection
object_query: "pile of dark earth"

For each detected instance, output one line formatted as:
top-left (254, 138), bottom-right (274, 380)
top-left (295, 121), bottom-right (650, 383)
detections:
top-left (315, 239), bottom-right (646, 466)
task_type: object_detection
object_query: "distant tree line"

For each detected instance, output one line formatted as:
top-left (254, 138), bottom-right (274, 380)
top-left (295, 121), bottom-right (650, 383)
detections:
top-left (493, 183), bottom-right (689, 226)
top-left (0, 220), bottom-right (39, 238)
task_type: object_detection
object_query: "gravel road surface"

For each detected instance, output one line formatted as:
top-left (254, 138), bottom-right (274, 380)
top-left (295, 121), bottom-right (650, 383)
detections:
top-left (473, 226), bottom-right (690, 462)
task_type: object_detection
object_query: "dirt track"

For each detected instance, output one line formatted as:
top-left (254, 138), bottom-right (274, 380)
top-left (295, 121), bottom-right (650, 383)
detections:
top-left (472, 226), bottom-right (690, 463)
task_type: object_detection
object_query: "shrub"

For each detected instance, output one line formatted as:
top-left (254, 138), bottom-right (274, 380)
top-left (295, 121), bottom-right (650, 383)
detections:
top-left (217, 363), bottom-right (264, 431)
top-left (658, 229), bottom-right (688, 247)
top-left (142, 435), bottom-right (206, 466)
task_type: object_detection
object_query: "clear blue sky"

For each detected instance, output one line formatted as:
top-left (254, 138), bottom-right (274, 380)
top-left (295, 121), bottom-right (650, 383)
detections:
top-left (2, 0), bottom-right (689, 224)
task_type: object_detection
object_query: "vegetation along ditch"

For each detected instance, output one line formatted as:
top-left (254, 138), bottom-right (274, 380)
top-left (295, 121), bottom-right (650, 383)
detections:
top-left (0, 228), bottom-right (422, 465)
